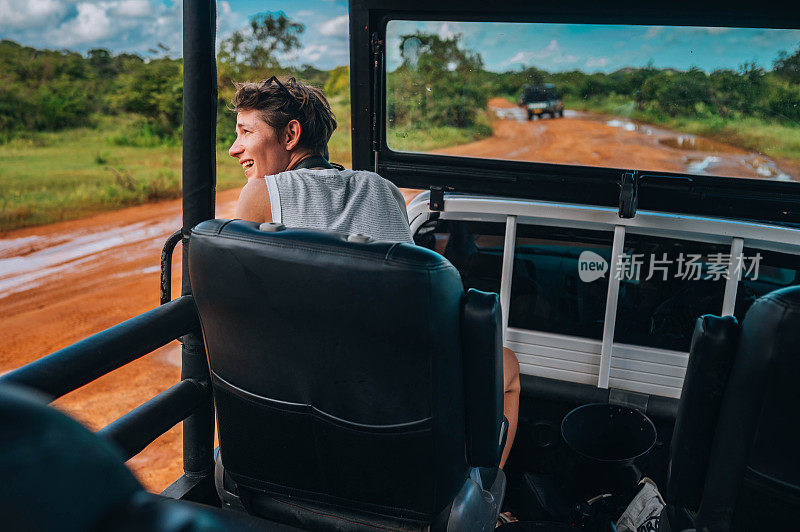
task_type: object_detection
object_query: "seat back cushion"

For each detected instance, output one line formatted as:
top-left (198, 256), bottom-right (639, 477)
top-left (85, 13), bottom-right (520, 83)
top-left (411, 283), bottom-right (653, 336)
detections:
top-left (666, 314), bottom-right (739, 511)
top-left (190, 220), bottom-right (470, 521)
top-left (696, 286), bottom-right (800, 531)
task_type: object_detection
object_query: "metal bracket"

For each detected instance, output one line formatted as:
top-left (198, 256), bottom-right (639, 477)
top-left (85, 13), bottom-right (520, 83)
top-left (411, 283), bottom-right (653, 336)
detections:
top-left (430, 186), bottom-right (445, 211)
top-left (370, 31), bottom-right (383, 160)
top-left (160, 229), bottom-right (183, 305)
top-left (618, 171), bottom-right (639, 219)
top-left (609, 388), bottom-right (650, 413)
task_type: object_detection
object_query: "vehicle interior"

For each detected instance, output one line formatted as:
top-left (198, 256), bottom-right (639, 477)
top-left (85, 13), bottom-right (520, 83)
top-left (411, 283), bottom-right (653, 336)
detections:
top-left (2, 1), bottom-right (800, 531)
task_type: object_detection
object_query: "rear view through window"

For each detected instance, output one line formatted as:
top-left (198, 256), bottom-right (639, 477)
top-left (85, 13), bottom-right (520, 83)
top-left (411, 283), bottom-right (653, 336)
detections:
top-left (386, 21), bottom-right (800, 184)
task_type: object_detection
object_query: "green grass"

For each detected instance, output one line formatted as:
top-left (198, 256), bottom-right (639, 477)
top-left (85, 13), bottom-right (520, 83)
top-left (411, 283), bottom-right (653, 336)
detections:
top-left (0, 100), bottom-right (353, 233)
top-left (564, 95), bottom-right (800, 163)
top-left (387, 110), bottom-right (493, 153)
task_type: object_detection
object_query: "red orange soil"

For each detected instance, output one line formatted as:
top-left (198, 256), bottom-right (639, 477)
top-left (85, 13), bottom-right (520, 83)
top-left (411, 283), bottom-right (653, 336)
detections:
top-left (0, 186), bottom-right (420, 493)
top-left (462, 98), bottom-right (800, 180)
top-left (1, 104), bottom-right (795, 493)
top-left (0, 189), bottom-right (240, 492)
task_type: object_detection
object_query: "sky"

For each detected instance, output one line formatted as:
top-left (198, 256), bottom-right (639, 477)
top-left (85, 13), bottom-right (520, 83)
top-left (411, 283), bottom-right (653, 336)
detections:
top-left (388, 21), bottom-right (800, 74)
top-left (0, 0), bottom-right (350, 68)
top-left (1, 1), bottom-right (799, 72)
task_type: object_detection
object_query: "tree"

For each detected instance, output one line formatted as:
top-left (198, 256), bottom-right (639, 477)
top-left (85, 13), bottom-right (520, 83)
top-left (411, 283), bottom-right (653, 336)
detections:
top-left (219, 12), bottom-right (304, 72)
top-left (773, 46), bottom-right (800, 83)
top-left (388, 32), bottom-right (486, 129)
top-left (324, 65), bottom-right (350, 98)
top-left (111, 58), bottom-right (183, 136)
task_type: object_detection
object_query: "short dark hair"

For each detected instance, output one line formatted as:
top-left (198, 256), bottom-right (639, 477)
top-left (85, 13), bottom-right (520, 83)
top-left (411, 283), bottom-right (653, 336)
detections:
top-left (231, 77), bottom-right (337, 155)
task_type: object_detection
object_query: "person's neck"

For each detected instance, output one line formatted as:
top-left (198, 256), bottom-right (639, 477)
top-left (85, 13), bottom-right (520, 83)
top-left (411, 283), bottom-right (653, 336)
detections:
top-left (286, 150), bottom-right (317, 170)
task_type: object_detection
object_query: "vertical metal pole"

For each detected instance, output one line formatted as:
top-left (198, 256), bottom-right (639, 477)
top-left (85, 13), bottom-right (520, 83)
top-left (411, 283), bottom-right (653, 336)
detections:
top-left (721, 237), bottom-right (744, 316)
top-left (599, 225), bottom-right (626, 389)
top-left (499, 215), bottom-right (517, 345)
top-left (181, 0), bottom-right (216, 479)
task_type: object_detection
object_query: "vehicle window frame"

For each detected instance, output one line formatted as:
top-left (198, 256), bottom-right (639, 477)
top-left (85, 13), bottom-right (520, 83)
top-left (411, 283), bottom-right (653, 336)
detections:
top-left (350, 1), bottom-right (800, 226)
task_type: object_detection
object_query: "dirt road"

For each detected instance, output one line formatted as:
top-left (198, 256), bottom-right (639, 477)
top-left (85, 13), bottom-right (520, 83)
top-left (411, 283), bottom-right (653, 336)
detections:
top-left (462, 98), bottom-right (799, 181)
top-left (2, 102), bottom-right (796, 493)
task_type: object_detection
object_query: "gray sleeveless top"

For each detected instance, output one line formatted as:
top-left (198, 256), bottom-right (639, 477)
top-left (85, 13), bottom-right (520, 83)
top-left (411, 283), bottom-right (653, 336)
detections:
top-left (264, 168), bottom-right (413, 243)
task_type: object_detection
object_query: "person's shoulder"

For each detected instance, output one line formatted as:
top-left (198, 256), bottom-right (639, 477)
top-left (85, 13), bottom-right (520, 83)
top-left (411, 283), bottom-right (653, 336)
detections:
top-left (235, 178), bottom-right (270, 223)
top-left (347, 169), bottom-right (397, 187)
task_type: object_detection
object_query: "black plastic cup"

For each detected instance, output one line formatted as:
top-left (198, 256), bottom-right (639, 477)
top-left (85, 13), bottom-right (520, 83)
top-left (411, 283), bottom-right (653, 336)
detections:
top-left (560, 403), bottom-right (656, 499)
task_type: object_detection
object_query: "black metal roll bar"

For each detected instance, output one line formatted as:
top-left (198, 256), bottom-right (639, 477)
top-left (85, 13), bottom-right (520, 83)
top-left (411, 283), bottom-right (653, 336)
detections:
top-left (0, 296), bottom-right (199, 400)
top-left (1, 0), bottom-right (220, 503)
top-left (179, 0), bottom-right (218, 489)
top-left (98, 377), bottom-right (208, 461)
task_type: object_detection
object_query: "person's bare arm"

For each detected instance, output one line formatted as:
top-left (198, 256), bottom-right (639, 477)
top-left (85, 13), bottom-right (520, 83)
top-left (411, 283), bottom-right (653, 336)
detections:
top-left (500, 346), bottom-right (520, 469)
top-left (235, 178), bottom-right (271, 224)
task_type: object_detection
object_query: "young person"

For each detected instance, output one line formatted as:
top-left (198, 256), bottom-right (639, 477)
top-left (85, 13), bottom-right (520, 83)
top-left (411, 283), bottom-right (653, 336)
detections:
top-left (228, 76), bottom-right (519, 468)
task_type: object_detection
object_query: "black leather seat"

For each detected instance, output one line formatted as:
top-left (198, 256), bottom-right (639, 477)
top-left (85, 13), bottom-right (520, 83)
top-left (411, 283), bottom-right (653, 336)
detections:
top-left (0, 383), bottom-right (301, 532)
top-left (660, 314), bottom-right (740, 531)
top-left (189, 220), bottom-right (507, 531)
top-left (693, 286), bottom-right (800, 531)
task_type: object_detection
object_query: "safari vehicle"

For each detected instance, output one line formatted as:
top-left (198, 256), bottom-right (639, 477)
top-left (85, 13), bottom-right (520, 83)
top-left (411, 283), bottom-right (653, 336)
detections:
top-left (2, 0), bottom-right (800, 531)
top-left (519, 84), bottom-right (564, 119)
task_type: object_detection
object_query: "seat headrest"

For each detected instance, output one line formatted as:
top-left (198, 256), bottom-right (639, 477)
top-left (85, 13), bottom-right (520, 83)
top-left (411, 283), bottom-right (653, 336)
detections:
top-left (190, 219), bottom-right (442, 270)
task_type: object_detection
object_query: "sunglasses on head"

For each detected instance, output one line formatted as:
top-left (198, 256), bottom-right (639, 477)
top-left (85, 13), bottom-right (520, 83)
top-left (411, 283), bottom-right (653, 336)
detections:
top-left (260, 76), bottom-right (302, 113)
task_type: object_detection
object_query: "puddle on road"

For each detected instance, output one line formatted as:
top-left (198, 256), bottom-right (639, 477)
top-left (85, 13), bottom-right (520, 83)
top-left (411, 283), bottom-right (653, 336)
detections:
top-left (487, 104), bottom-right (796, 181)
top-left (492, 107), bottom-right (527, 121)
top-left (604, 118), bottom-right (795, 181)
top-left (0, 216), bottom-right (180, 299)
top-left (658, 135), bottom-right (738, 153)
top-left (490, 105), bottom-right (580, 122)
top-left (686, 156), bottom-right (722, 174)
top-left (742, 155), bottom-right (792, 181)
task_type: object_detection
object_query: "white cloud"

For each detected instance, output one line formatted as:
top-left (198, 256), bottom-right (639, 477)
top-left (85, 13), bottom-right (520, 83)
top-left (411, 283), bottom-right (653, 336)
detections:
top-left (507, 50), bottom-right (535, 64)
top-left (294, 41), bottom-right (347, 64)
top-left (296, 9), bottom-right (314, 18)
top-left (319, 14), bottom-right (347, 37)
top-left (503, 40), bottom-right (578, 68)
top-left (438, 22), bottom-right (456, 40)
top-left (55, 3), bottom-right (114, 46)
top-left (0, 0), bottom-right (67, 29)
top-left (585, 56), bottom-right (609, 69)
top-left (299, 43), bottom-right (328, 62)
top-left (645, 26), bottom-right (663, 39)
top-left (114, 0), bottom-right (150, 18)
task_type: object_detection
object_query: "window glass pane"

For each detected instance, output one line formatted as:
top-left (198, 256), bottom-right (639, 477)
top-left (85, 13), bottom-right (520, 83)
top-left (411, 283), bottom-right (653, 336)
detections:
top-left (415, 220), bottom-right (614, 339)
top-left (613, 235), bottom-right (730, 352)
top-left (386, 20), bottom-right (800, 184)
top-left (511, 226), bottom-right (613, 338)
top-left (734, 248), bottom-right (800, 319)
top-left (415, 220), bottom-right (505, 294)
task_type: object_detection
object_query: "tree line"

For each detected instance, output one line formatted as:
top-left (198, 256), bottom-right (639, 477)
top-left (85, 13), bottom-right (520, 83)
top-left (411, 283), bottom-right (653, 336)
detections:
top-left (0, 12), bottom-right (351, 145)
top-left (3, 16), bottom-right (798, 146)
top-left (388, 32), bottom-right (800, 132)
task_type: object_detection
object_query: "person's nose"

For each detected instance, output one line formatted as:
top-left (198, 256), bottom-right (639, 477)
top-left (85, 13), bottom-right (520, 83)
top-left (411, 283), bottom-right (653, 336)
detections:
top-left (229, 138), bottom-right (243, 158)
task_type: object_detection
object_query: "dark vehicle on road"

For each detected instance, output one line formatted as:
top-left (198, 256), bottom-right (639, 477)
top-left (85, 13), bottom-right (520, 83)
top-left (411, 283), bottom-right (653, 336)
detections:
top-left (3, 1), bottom-right (800, 531)
top-left (520, 83), bottom-right (564, 119)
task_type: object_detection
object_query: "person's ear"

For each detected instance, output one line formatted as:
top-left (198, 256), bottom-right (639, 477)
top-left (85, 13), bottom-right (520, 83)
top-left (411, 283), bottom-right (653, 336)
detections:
top-left (284, 119), bottom-right (302, 151)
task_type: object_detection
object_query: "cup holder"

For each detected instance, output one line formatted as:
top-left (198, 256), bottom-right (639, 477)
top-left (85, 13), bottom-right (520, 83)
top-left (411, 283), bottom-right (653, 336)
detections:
top-left (560, 403), bottom-right (656, 499)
